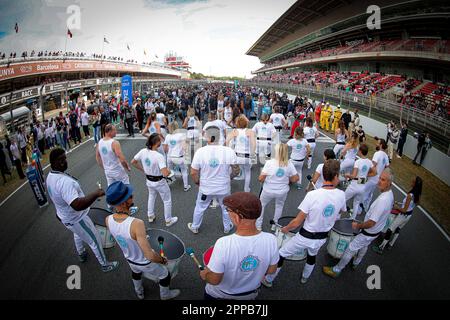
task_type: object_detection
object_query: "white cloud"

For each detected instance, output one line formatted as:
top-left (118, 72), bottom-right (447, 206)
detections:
top-left (0, 0), bottom-right (296, 77)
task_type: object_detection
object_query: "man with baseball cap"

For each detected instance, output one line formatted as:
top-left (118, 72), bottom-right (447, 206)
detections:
top-left (105, 181), bottom-right (181, 300)
top-left (200, 192), bottom-right (279, 300)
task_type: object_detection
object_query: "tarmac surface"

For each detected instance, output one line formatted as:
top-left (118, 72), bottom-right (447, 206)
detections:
top-left (0, 123), bottom-right (449, 300)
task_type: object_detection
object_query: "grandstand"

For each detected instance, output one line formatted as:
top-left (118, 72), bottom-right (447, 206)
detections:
top-left (246, 0), bottom-right (450, 153)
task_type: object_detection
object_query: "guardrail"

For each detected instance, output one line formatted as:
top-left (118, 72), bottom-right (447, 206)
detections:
top-left (243, 81), bottom-right (450, 154)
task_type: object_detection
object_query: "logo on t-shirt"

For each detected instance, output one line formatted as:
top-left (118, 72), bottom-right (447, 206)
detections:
top-left (145, 158), bottom-right (151, 167)
top-left (296, 144), bottom-right (302, 150)
top-left (361, 165), bottom-right (368, 173)
top-left (276, 168), bottom-right (285, 177)
top-left (150, 127), bottom-right (156, 133)
top-left (309, 128), bottom-right (314, 135)
top-left (101, 146), bottom-right (108, 155)
top-left (189, 119), bottom-right (194, 126)
top-left (240, 255), bottom-right (260, 272)
top-left (170, 140), bottom-right (176, 146)
top-left (261, 127), bottom-right (267, 131)
top-left (323, 204), bottom-right (335, 218)
top-left (239, 136), bottom-right (247, 143)
top-left (209, 158), bottom-right (219, 168)
top-left (116, 235), bottom-right (128, 249)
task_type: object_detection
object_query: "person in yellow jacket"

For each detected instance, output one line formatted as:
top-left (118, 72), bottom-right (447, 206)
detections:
top-left (320, 103), bottom-right (327, 129)
top-left (332, 105), bottom-right (343, 131)
top-left (324, 104), bottom-right (332, 131)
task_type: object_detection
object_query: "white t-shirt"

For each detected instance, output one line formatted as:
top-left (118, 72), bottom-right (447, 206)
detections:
top-left (353, 158), bottom-right (373, 179)
top-left (372, 150), bottom-right (389, 176)
top-left (298, 188), bottom-right (346, 233)
top-left (261, 159), bottom-right (297, 194)
top-left (270, 113), bottom-right (285, 128)
top-left (81, 112), bottom-right (90, 126)
top-left (44, 127), bottom-right (53, 139)
top-left (164, 133), bottom-right (185, 158)
top-left (191, 145), bottom-right (237, 195)
top-left (133, 148), bottom-right (167, 177)
top-left (46, 171), bottom-right (89, 225)
top-left (252, 122), bottom-right (275, 140)
top-left (364, 189), bottom-right (394, 234)
top-left (205, 232), bottom-right (279, 298)
top-left (314, 163), bottom-right (324, 189)
top-left (304, 126), bottom-right (318, 141)
top-left (98, 139), bottom-right (126, 177)
top-left (287, 138), bottom-right (308, 161)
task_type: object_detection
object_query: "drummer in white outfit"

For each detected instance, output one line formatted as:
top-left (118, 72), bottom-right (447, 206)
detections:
top-left (303, 117), bottom-right (319, 169)
top-left (223, 101), bottom-right (234, 128)
top-left (201, 192), bottom-right (279, 300)
top-left (163, 121), bottom-right (191, 192)
top-left (105, 181), bottom-right (180, 300)
top-left (323, 169), bottom-right (394, 278)
top-left (252, 113), bottom-right (276, 161)
top-left (344, 144), bottom-right (373, 219)
top-left (362, 138), bottom-right (389, 211)
top-left (333, 120), bottom-right (348, 159)
top-left (182, 108), bottom-right (201, 157)
top-left (155, 107), bottom-right (168, 137)
top-left (340, 131), bottom-right (359, 175)
top-left (262, 159), bottom-right (346, 286)
top-left (142, 112), bottom-right (165, 156)
top-left (187, 126), bottom-right (240, 234)
top-left (226, 115), bottom-right (256, 192)
top-left (307, 149), bottom-right (336, 192)
top-left (257, 143), bottom-right (299, 231)
top-left (96, 124), bottom-right (130, 187)
top-left (46, 148), bottom-right (119, 272)
top-left (373, 176), bottom-right (422, 254)
top-left (287, 126), bottom-right (311, 189)
top-left (131, 134), bottom-right (178, 227)
top-left (269, 106), bottom-right (286, 144)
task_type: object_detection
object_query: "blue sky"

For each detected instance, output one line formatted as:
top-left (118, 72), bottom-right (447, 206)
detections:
top-left (0, 0), bottom-right (296, 77)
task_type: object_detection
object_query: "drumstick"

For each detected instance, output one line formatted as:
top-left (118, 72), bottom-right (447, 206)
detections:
top-left (185, 247), bottom-right (204, 270)
top-left (97, 181), bottom-right (102, 201)
top-left (269, 219), bottom-right (282, 228)
top-left (157, 236), bottom-right (165, 258)
top-left (306, 175), bottom-right (317, 190)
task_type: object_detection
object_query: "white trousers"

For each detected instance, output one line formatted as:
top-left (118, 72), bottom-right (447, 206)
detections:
top-left (307, 142), bottom-right (316, 168)
top-left (340, 158), bottom-right (355, 175)
top-left (257, 190), bottom-right (288, 229)
top-left (345, 182), bottom-right (366, 218)
top-left (387, 141), bottom-right (396, 160)
top-left (192, 193), bottom-right (231, 230)
top-left (167, 157), bottom-right (189, 188)
top-left (363, 177), bottom-right (378, 210)
top-left (256, 141), bottom-right (272, 156)
top-left (105, 170), bottom-right (130, 187)
top-left (65, 215), bottom-right (107, 266)
top-left (333, 144), bottom-right (345, 159)
top-left (238, 162), bottom-right (252, 192)
top-left (290, 159), bottom-right (304, 185)
top-left (146, 180), bottom-right (173, 221)
top-left (334, 233), bottom-right (376, 272)
top-left (129, 261), bottom-right (169, 281)
top-left (389, 213), bottom-right (412, 232)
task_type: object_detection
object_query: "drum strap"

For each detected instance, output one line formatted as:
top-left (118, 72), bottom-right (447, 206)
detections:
top-left (257, 137), bottom-right (271, 141)
top-left (146, 175), bottom-right (163, 182)
top-left (187, 127), bottom-right (195, 130)
top-left (299, 228), bottom-right (328, 240)
top-left (361, 230), bottom-right (380, 237)
top-left (127, 259), bottom-right (152, 266)
top-left (220, 287), bottom-right (259, 297)
top-left (275, 126), bottom-right (283, 130)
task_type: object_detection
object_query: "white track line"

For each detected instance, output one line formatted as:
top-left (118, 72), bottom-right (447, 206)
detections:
top-left (0, 138), bottom-right (93, 208)
top-left (317, 130), bottom-right (450, 242)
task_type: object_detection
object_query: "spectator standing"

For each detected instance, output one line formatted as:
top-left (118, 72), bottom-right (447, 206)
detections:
top-left (396, 121), bottom-right (408, 158)
top-left (387, 124), bottom-right (400, 162)
top-left (413, 132), bottom-right (432, 166)
top-left (9, 138), bottom-right (26, 179)
top-left (80, 108), bottom-right (90, 138)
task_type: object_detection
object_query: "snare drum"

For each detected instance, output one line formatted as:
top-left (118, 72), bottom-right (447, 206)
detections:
top-left (88, 208), bottom-right (115, 249)
top-left (273, 216), bottom-right (306, 261)
top-left (327, 219), bottom-right (360, 259)
top-left (203, 246), bottom-right (214, 266)
top-left (382, 209), bottom-right (401, 233)
top-left (146, 228), bottom-right (185, 281)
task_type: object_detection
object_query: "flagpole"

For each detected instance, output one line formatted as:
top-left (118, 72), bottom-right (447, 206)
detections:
top-left (101, 35), bottom-right (105, 64)
top-left (63, 33), bottom-right (68, 63)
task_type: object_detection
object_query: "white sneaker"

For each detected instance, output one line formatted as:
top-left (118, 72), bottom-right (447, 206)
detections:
top-left (187, 223), bottom-right (199, 234)
top-left (135, 289), bottom-right (144, 300)
top-left (270, 224), bottom-right (276, 232)
top-left (261, 277), bottom-right (273, 288)
top-left (224, 223), bottom-right (234, 234)
top-left (183, 185), bottom-right (191, 192)
top-left (148, 215), bottom-right (156, 223)
top-left (301, 277), bottom-right (309, 284)
top-left (165, 217), bottom-right (178, 227)
top-left (209, 199), bottom-right (219, 209)
top-left (161, 289), bottom-right (181, 300)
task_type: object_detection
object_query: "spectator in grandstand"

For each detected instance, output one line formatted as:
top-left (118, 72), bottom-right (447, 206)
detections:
top-left (396, 120), bottom-right (408, 158)
top-left (412, 132), bottom-right (432, 166)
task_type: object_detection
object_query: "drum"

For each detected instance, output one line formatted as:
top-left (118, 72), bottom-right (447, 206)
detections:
top-left (203, 246), bottom-right (214, 266)
top-left (273, 216), bottom-right (306, 261)
top-left (88, 208), bottom-right (115, 249)
top-left (327, 219), bottom-right (360, 259)
top-left (382, 209), bottom-right (401, 233)
top-left (146, 228), bottom-right (185, 281)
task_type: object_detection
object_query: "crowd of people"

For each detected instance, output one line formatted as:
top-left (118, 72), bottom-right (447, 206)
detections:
top-left (40, 83), bottom-right (423, 300)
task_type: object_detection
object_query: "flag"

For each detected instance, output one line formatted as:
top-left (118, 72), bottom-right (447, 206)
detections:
top-left (144, 50), bottom-right (147, 56)
top-left (127, 44), bottom-right (130, 51)
top-left (67, 29), bottom-right (73, 38)
top-left (14, 23), bottom-right (18, 33)
top-left (104, 37), bottom-right (109, 44)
